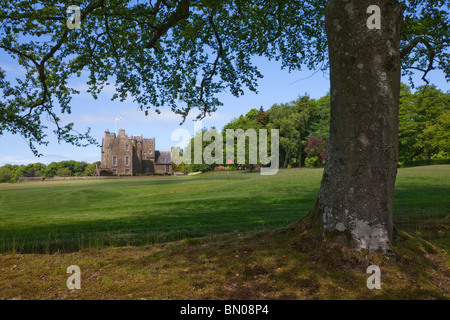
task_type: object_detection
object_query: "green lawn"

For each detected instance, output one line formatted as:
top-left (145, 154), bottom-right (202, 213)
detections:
top-left (0, 166), bottom-right (449, 254)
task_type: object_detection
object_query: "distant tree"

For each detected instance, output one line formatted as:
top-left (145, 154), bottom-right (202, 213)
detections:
top-left (45, 162), bottom-right (60, 178)
top-left (244, 108), bottom-right (260, 122)
top-left (84, 161), bottom-right (100, 176)
top-left (33, 163), bottom-right (47, 177)
top-left (423, 111), bottom-right (450, 159)
top-left (270, 103), bottom-right (301, 168)
top-left (59, 160), bottom-right (77, 175)
top-left (24, 171), bottom-right (36, 178)
top-left (13, 165), bottom-right (27, 181)
top-left (398, 83), bottom-right (419, 162)
top-left (225, 110), bottom-right (260, 131)
top-left (413, 85), bottom-right (450, 160)
top-left (24, 162), bottom-right (47, 177)
top-left (304, 137), bottom-right (328, 168)
top-left (0, 166), bottom-right (13, 183)
top-left (172, 158), bottom-right (186, 173)
top-left (74, 161), bottom-right (88, 176)
top-left (56, 167), bottom-right (72, 177)
top-left (223, 109), bottom-right (263, 170)
top-left (268, 95), bottom-right (321, 168)
top-left (184, 127), bottom-right (221, 173)
top-left (399, 84), bottom-right (450, 162)
top-left (311, 93), bottom-right (331, 140)
top-left (255, 106), bottom-right (269, 128)
top-left (291, 95), bottom-right (323, 167)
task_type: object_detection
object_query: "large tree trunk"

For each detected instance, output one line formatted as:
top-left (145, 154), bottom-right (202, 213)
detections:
top-left (307, 0), bottom-right (403, 250)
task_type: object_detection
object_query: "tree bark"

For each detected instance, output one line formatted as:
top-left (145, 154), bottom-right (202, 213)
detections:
top-left (283, 149), bottom-right (291, 168)
top-left (298, 147), bottom-right (306, 168)
top-left (308, 0), bottom-right (403, 250)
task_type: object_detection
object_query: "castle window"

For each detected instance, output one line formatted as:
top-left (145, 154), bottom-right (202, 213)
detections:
top-left (166, 165), bottom-right (170, 173)
top-left (113, 156), bottom-right (117, 166)
top-left (125, 156), bottom-right (130, 166)
top-left (125, 169), bottom-right (130, 174)
top-left (126, 144), bottom-right (129, 151)
top-left (149, 150), bottom-right (152, 154)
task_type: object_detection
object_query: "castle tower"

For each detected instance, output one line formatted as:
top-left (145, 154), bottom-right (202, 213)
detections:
top-left (98, 129), bottom-right (173, 176)
top-left (101, 129), bottom-right (116, 170)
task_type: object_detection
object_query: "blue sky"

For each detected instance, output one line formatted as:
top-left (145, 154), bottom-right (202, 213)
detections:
top-left (0, 51), bottom-right (448, 166)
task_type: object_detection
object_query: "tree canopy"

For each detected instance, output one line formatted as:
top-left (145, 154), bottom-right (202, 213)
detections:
top-left (0, 0), bottom-right (449, 155)
top-left (0, 160), bottom-right (100, 182)
top-left (182, 83), bottom-right (449, 173)
top-left (399, 83), bottom-right (450, 162)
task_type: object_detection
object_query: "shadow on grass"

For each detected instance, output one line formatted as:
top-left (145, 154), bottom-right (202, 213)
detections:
top-left (0, 196), bottom-right (315, 254)
top-left (2, 172), bottom-right (449, 255)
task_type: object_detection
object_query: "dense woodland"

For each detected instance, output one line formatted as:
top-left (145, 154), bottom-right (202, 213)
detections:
top-left (0, 161), bottom-right (101, 183)
top-left (1, 83), bottom-right (449, 182)
top-left (180, 83), bottom-right (450, 173)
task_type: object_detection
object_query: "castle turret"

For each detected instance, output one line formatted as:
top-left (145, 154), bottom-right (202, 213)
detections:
top-left (98, 128), bottom-right (173, 176)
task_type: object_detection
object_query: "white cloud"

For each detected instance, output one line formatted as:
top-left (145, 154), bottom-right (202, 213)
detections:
top-left (0, 63), bottom-right (27, 76)
top-left (120, 107), bottom-right (233, 123)
top-left (0, 155), bottom-right (38, 166)
top-left (67, 113), bottom-right (115, 124)
top-left (69, 107), bottom-right (232, 125)
top-left (43, 153), bottom-right (71, 160)
top-left (81, 156), bottom-right (101, 163)
top-left (0, 153), bottom-right (101, 166)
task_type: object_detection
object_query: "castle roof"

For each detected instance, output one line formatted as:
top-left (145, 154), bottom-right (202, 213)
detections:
top-left (155, 150), bottom-right (172, 164)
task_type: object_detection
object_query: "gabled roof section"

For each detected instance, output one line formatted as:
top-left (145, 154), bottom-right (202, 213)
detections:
top-left (155, 150), bottom-right (172, 164)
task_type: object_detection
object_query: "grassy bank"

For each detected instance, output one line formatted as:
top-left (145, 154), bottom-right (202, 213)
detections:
top-left (0, 222), bottom-right (448, 299)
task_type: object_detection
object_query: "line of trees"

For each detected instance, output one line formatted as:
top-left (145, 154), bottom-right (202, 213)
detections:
top-left (0, 161), bottom-right (101, 183)
top-left (2, 83), bottom-right (448, 180)
top-left (179, 83), bottom-right (449, 173)
top-left (178, 92), bottom-right (331, 173)
top-left (399, 84), bottom-right (450, 164)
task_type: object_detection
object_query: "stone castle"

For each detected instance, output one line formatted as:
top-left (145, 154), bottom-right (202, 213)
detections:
top-left (95, 129), bottom-right (173, 176)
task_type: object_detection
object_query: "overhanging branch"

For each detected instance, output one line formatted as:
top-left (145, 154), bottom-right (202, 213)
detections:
top-left (198, 10), bottom-right (223, 116)
top-left (401, 36), bottom-right (436, 84)
top-left (144, 0), bottom-right (190, 50)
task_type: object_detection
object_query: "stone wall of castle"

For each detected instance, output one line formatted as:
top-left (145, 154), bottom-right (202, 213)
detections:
top-left (98, 129), bottom-right (172, 176)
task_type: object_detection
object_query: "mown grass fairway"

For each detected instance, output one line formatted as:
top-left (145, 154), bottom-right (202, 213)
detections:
top-left (0, 166), bottom-right (449, 300)
top-left (0, 169), bottom-right (319, 253)
top-left (0, 166), bottom-right (449, 254)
